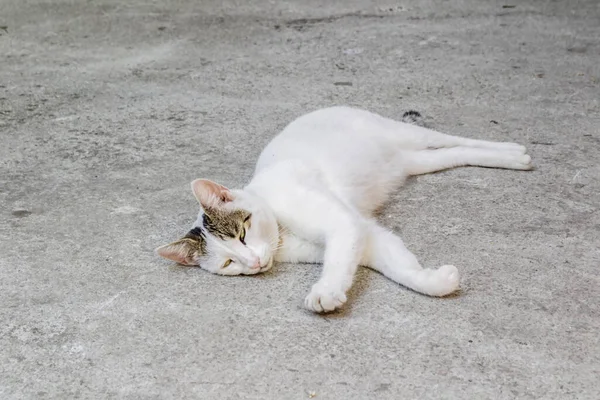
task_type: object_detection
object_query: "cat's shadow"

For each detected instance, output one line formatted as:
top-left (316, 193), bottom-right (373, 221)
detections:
top-left (169, 262), bottom-right (462, 318)
top-left (256, 262), bottom-right (375, 318)
top-left (321, 266), bottom-right (375, 319)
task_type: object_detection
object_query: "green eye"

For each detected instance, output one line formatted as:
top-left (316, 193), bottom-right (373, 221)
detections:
top-left (239, 228), bottom-right (246, 245)
top-left (222, 259), bottom-right (233, 268)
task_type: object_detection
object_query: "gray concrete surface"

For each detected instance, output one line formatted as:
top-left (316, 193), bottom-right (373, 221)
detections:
top-left (1, 0), bottom-right (599, 399)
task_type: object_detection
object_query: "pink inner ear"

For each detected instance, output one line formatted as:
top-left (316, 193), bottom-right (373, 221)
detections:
top-left (156, 243), bottom-right (195, 265)
top-left (191, 179), bottom-right (233, 207)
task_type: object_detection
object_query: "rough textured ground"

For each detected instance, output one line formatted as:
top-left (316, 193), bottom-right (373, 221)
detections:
top-left (1, 1), bottom-right (599, 399)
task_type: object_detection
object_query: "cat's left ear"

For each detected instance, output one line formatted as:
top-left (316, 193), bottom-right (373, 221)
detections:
top-left (191, 179), bottom-right (233, 209)
top-left (155, 238), bottom-right (199, 266)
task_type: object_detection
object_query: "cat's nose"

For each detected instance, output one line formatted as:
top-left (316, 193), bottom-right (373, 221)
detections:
top-left (251, 245), bottom-right (269, 265)
top-left (250, 257), bottom-right (261, 269)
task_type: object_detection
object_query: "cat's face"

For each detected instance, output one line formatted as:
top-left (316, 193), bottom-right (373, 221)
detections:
top-left (156, 179), bottom-right (279, 275)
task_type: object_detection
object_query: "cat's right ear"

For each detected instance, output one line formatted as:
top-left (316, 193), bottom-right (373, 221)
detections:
top-left (191, 179), bottom-right (233, 209)
top-left (155, 238), bottom-right (198, 266)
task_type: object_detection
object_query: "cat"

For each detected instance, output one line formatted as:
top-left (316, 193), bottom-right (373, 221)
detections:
top-left (156, 106), bottom-right (532, 313)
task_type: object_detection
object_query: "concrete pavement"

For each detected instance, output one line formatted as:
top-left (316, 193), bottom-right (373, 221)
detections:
top-left (1, 1), bottom-right (599, 398)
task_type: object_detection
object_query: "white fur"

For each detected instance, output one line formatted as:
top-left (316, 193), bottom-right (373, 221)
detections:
top-left (193, 107), bottom-right (532, 312)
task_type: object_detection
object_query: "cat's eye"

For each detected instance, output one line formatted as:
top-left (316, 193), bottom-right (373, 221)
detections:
top-left (222, 259), bottom-right (233, 268)
top-left (239, 228), bottom-right (246, 245)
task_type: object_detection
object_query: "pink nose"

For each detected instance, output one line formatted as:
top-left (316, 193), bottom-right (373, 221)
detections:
top-left (251, 258), bottom-right (261, 269)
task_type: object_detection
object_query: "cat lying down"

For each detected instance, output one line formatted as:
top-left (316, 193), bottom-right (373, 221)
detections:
top-left (157, 106), bottom-right (532, 313)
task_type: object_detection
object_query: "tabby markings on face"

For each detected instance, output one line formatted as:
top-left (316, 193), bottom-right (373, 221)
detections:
top-left (202, 207), bottom-right (251, 241)
top-left (184, 226), bottom-right (206, 251)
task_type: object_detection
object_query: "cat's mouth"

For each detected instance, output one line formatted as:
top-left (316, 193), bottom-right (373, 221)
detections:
top-left (259, 257), bottom-right (273, 272)
top-left (243, 258), bottom-right (273, 275)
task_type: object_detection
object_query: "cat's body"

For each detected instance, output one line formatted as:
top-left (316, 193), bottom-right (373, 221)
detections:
top-left (157, 106), bottom-right (531, 312)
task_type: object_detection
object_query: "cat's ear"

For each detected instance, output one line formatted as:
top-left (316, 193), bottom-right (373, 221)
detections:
top-left (191, 179), bottom-right (233, 209)
top-left (155, 238), bottom-right (198, 266)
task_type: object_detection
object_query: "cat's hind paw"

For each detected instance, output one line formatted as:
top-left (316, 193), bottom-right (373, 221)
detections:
top-left (505, 153), bottom-right (533, 170)
top-left (516, 154), bottom-right (533, 170)
top-left (493, 152), bottom-right (533, 170)
top-left (304, 282), bottom-right (347, 313)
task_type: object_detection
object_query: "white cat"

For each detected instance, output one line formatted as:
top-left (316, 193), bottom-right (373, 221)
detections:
top-left (157, 106), bottom-right (532, 313)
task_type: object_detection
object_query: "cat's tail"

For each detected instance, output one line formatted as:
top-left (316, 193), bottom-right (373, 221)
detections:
top-left (401, 110), bottom-right (426, 127)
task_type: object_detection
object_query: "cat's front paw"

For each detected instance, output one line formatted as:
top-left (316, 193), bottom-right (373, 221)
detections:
top-left (429, 264), bottom-right (460, 296)
top-left (304, 282), bottom-right (347, 313)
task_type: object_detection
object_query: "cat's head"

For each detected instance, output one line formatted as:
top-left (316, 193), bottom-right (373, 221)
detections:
top-left (156, 179), bottom-right (279, 275)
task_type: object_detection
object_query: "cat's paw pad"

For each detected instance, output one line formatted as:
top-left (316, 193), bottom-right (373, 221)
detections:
top-left (429, 265), bottom-right (460, 296)
top-left (304, 283), bottom-right (347, 313)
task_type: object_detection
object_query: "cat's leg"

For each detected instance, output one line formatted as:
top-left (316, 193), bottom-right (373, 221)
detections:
top-left (391, 120), bottom-right (526, 153)
top-left (276, 185), bottom-right (366, 313)
top-left (404, 147), bottom-right (532, 175)
top-left (363, 223), bottom-right (459, 296)
top-left (304, 208), bottom-right (365, 313)
top-left (275, 232), bottom-right (323, 264)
